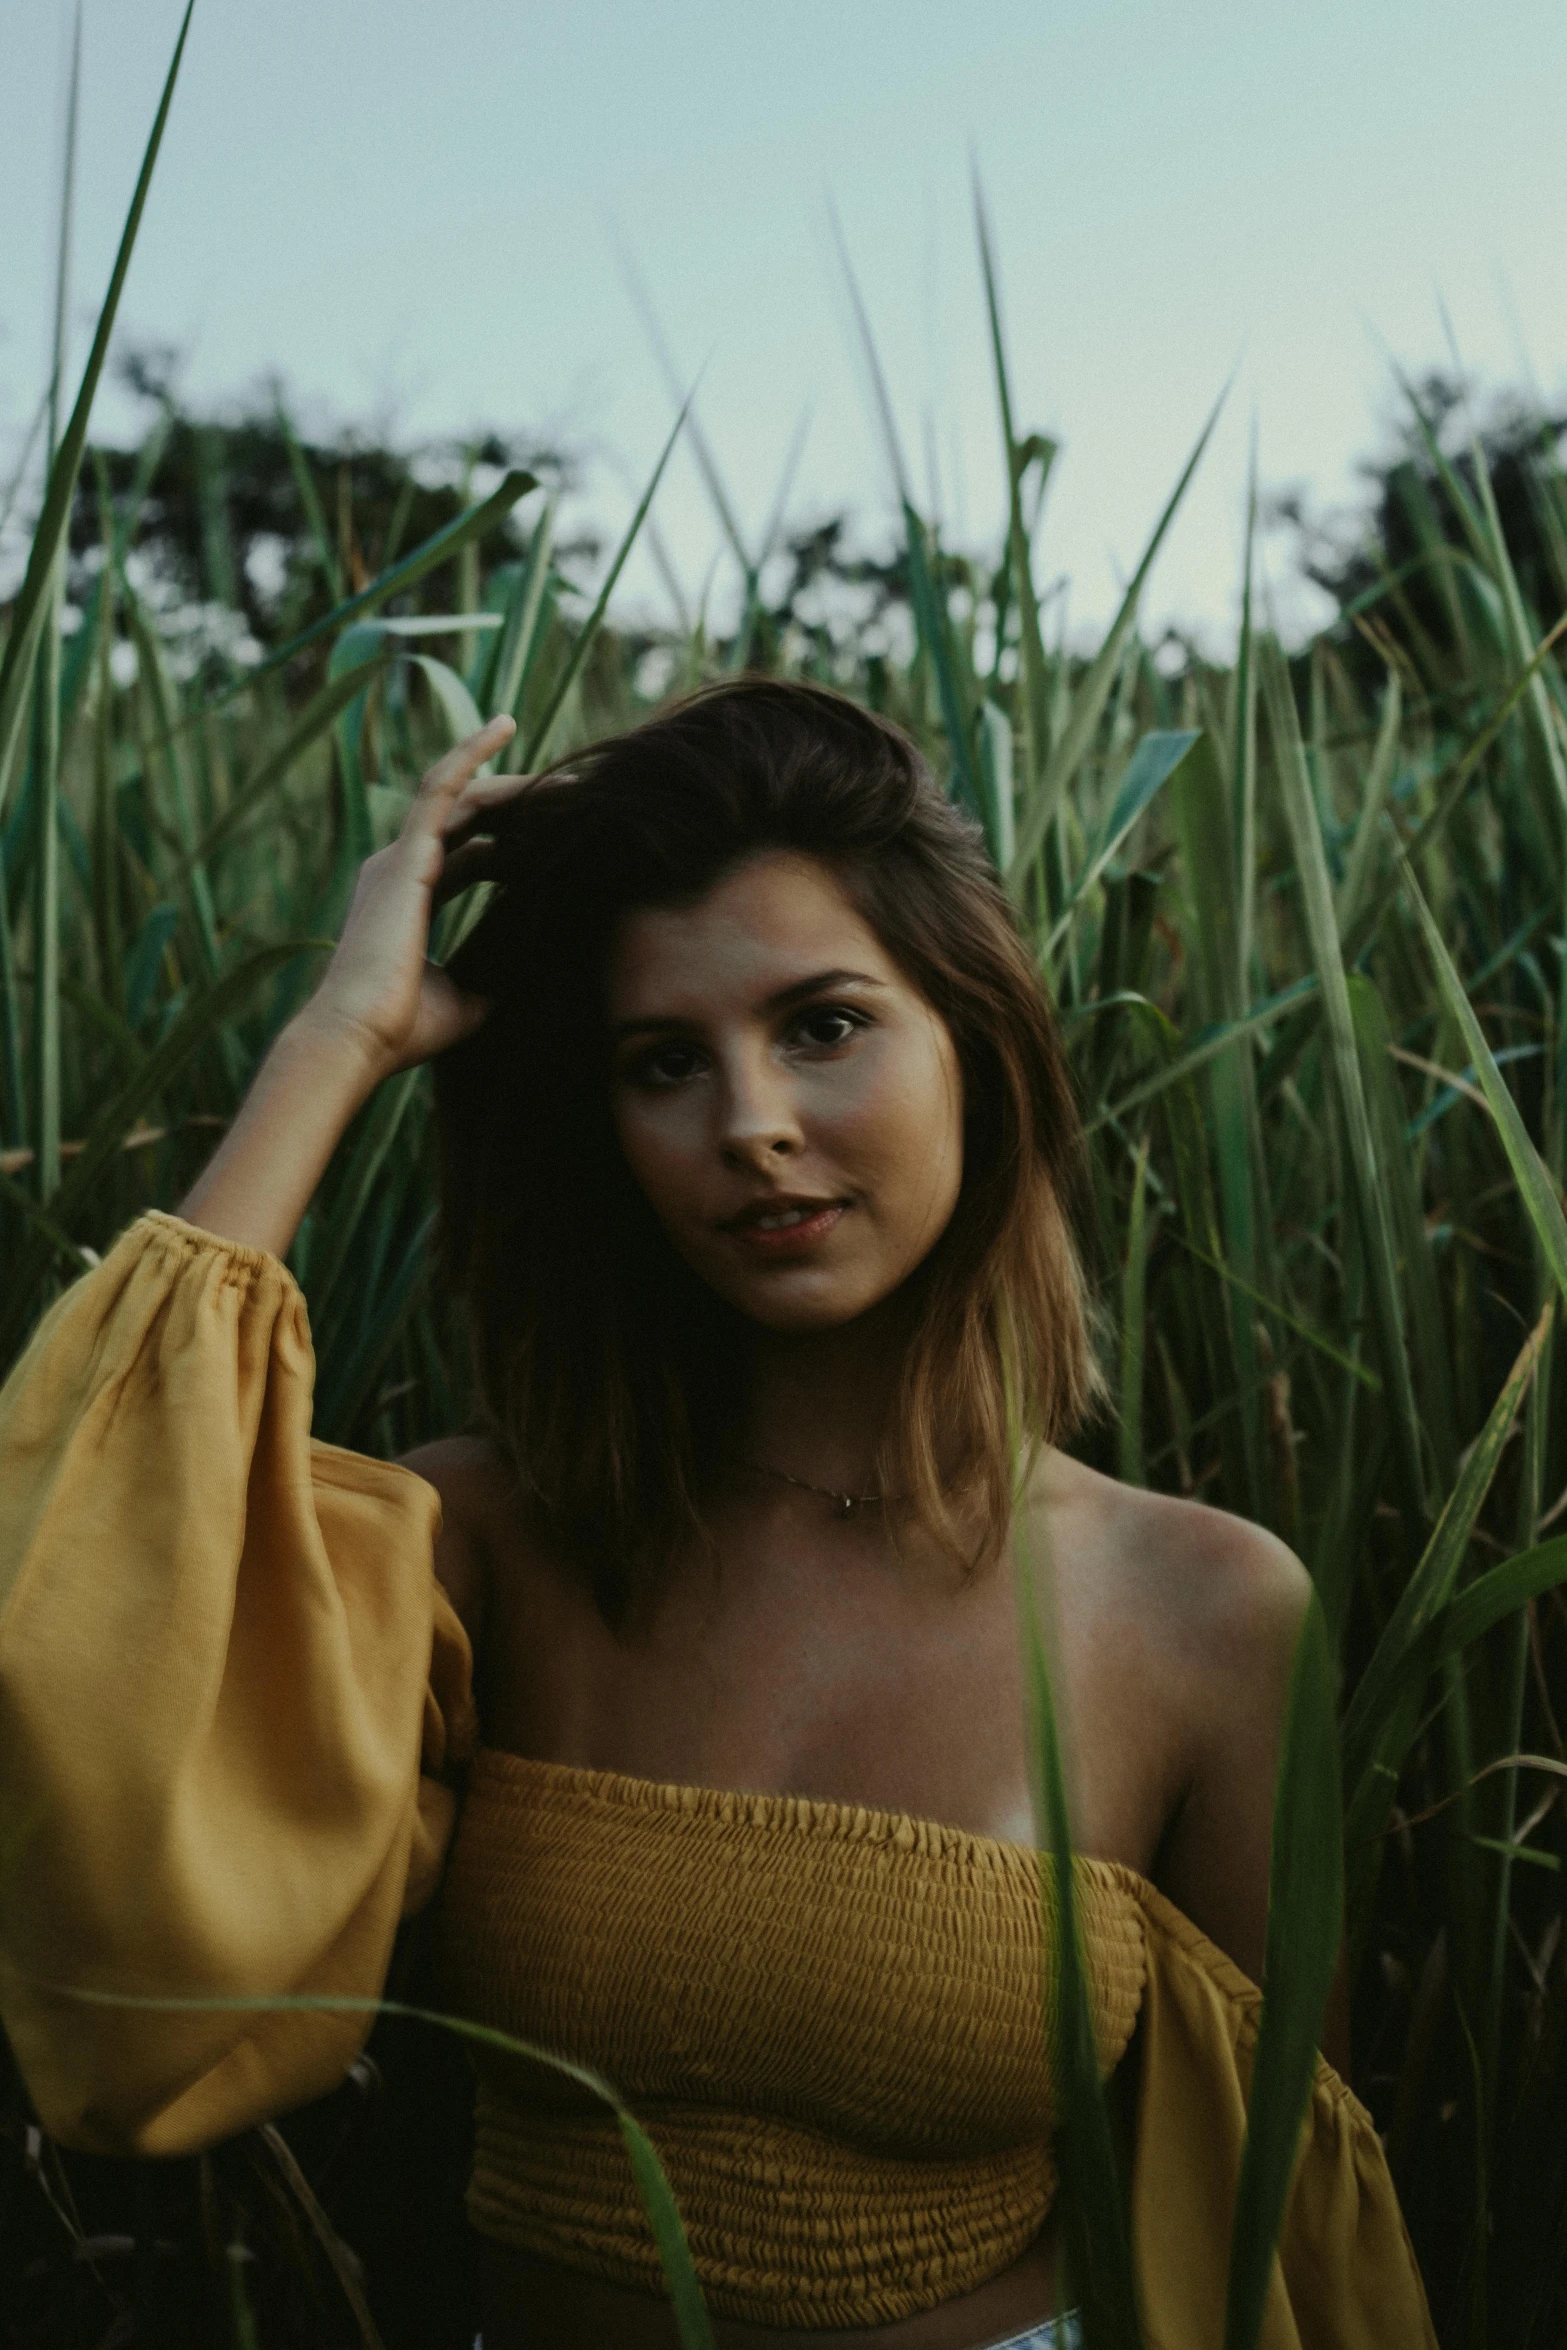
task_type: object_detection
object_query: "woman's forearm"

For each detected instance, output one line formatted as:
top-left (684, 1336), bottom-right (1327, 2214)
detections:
top-left (177, 1011), bottom-right (386, 1262)
top-left (178, 715), bottom-right (518, 1264)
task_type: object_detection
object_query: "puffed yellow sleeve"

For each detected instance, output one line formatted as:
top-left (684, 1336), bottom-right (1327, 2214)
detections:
top-left (1130, 1881), bottom-right (1436, 2350)
top-left (0, 1211), bottom-right (476, 2160)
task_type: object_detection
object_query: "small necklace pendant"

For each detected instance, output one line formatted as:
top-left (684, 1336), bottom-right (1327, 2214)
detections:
top-left (734, 1456), bottom-right (889, 1516)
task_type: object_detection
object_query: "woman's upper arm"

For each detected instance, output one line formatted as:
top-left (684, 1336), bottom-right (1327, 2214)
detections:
top-left (1153, 1511), bottom-right (1350, 2064)
top-left (0, 1216), bottom-right (456, 2151)
top-left (397, 1435), bottom-right (496, 1661)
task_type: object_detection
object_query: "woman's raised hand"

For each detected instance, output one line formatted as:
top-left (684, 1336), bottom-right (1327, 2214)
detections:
top-left (177, 714), bottom-right (526, 1259)
top-left (303, 714), bottom-right (523, 1079)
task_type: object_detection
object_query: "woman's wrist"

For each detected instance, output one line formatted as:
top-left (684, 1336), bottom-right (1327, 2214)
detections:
top-left (177, 1006), bottom-right (392, 1260)
top-left (281, 1000), bottom-right (400, 1098)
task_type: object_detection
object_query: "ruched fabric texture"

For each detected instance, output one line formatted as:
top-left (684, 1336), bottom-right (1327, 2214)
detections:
top-left (0, 1213), bottom-right (474, 2156)
top-left (0, 1214), bottom-right (1435, 2344)
top-left (436, 1752), bottom-right (1433, 2342)
top-left (435, 1750), bottom-right (1144, 2325)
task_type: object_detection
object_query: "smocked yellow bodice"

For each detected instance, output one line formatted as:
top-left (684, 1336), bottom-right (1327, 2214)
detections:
top-left (0, 1214), bottom-right (1437, 2346)
top-left (435, 1749), bottom-right (1144, 2324)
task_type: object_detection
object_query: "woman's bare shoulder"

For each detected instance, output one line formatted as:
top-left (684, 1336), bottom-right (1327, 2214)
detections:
top-left (399, 1431), bottom-right (517, 1513)
top-left (397, 1434), bottom-right (520, 1643)
top-left (1040, 1452), bottom-right (1310, 1682)
top-left (1038, 1457), bottom-right (1315, 1979)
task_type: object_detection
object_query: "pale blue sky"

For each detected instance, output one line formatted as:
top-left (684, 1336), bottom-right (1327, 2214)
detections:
top-left (3, 0), bottom-right (1565, 643)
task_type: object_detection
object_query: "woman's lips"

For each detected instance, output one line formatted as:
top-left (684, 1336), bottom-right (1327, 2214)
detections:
top-left (726, 1201), bottom-right (848, 1256)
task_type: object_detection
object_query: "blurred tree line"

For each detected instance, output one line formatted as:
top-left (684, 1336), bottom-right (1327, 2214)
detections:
top-left (43, 357), bottom-right (1566, 701)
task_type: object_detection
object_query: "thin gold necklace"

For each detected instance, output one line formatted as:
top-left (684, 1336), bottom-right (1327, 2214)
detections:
top-left (736, 1456), bottom-right (888, 1520)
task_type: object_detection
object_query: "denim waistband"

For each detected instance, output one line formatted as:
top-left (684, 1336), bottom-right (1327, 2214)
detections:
top-left (978, 2314), bottom-right (1083, 2350)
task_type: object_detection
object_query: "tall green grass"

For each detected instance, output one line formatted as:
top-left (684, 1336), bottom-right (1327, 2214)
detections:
top-left (5, 15), bottom-right (1567, 2346)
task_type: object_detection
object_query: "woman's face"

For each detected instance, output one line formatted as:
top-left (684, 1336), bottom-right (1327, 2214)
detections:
top-left (607, 850), bottom-right (964, 1334)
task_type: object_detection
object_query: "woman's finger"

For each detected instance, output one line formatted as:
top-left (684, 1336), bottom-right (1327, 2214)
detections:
top-left (402, 717), bottom-right (516, 842)
top-left (442, 776), bottom-right (539, 843)
top-left (443, 781), bottom-right (546, 853)
top-left (455, 769), bottom-right (542, 813)
top-left (441, 808), bottom-right (497, 856)
top-left (431, 838), bottom-right (502, 905)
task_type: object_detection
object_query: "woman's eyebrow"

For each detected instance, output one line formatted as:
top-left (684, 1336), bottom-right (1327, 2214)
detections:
top-left (764, 967), bottom-right (887, 1012)
top-left (611, 968), bottom-right (887, 1040)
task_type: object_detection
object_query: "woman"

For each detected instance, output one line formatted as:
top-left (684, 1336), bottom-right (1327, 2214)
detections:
top-left (0, 681), bottom-right (1429, 2348)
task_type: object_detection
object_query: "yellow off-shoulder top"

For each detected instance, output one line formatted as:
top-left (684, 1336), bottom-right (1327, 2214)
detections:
top-left (0, 1214), bottom-right (1434, 2346)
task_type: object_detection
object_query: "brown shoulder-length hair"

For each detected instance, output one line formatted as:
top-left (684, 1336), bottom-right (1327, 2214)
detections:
top-left (436, 676), bottom-right (1101, 1619)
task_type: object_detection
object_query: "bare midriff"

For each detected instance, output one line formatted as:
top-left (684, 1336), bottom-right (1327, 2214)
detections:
top-left (477, 2227), bottom-right (1060, 2350)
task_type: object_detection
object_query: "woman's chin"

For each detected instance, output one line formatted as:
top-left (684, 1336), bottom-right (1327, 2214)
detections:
top-left (722, 1268), bottom-right (902, 1337)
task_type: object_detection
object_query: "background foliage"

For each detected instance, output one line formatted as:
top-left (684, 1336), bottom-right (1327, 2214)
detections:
top-left (5, 25), bottom-right (1567, 2350)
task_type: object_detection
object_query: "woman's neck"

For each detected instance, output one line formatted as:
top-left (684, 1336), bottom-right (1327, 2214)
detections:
top-left (734, 1298), bottom-right (909, 1496)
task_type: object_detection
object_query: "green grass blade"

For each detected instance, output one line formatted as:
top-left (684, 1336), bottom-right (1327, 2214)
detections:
top-left (122, 903), bottom-right (180, 1030)
top-left (1262, 634), bottom-right (1426, 1530)
top-left (1159, 1053), bottom-right (1249, 1496)
top-left (254, 2122), bottom-right (385, 2350)
top-left (1118, 1136), bottom-right (1152, 1485)
top-left (0, 827), bottom-right (27, 1148)
top-left (408, 653), bottom-right (484, 745)
top-left (0, 2), bottom-right (193, 822)
top-left (1480, 1353), bottom-right (1550, 2094)
top-left (1174, 733), bottom-right (1242, 1026)
top-left (1461, 406), bottom-right (1567, 827)
top-left (1342, 611), bottom-right (1567, 970)
top-left (1172, 727), bottom-right (1269, 1508)
top-left (620, 244), bottom-right (752, 584)
top-left (1044, 731), bottom-right (1199, 960)
top-left (195, 469), bottom-right (540, 717)
top-left (830, 205), bottom-right (913, 506)
top-left (902, 501), bottom-right (985, 833)
top-left (1223, 1595), bottom-right (1343, 2350)
top-left (520, 408), bottom-right (683, 769)
top-left (327, 622), bottom-right (389, 869)
top-left (974, 175), bottom-right (1053, 797)
top-left (1234, 425), bottom-right (1259, 988)
top-left (978, 699), bottom-right (1017, 869)
top-left (29, 562), bottom-right (63, 1203)
top-left (1013, 1498), bottom-right (1142, 2348)
top-left (228, 2241), bottom-right (262, 2350)
top-left (308, 1070), bottom-right (422, 1338)
top-left (1008, 390), bottom-right (1225, 893)
top-left (728, 408), bottom-right (812, 667)
top-left (0, 1161), bottom-right (98, 1274)
top-left (617, 2114), bottom-right (719, 2350)
top-left (490, 505), bottom-right (555, 742)
top-left (276, 398), bottom-right (344, 603)
top-left (123, 589), bottom-right (223, 981)
top-left (169, 657), bottom-right (389, 885)
top-left (756, 409), bottom-right (811, 577)
top-left (1087, 979), bottom-right (1319, 1133)
top-left (1397, 364), bottom-right (1565, 816)
top-left (88, 522), bottom-right (122, 1019)
top-left (1166, 1230), bottom-right (1381, 1391)
top-left (0, 942), bottom-right (323, 1359)
top-left (51, 1982), bottom-right (714, 2349)
top-left (1343, 1304), bottom-right (1552, 1832)
top-left (1401, 864), bottom-right (1567, 1304)
top-left (1335, 674), bottom-right (1401, 942)
top-left (1348, 976), bottom-right (1458, 1488)
top-left (27, 0), bottom-right (82, 1204)
top-left (312, 1200), bottom-right (434, 1439)
top-left (1432, 1534), bottom-right (1567, 1664)
top-left (0, 389), bottom-right (48, 546)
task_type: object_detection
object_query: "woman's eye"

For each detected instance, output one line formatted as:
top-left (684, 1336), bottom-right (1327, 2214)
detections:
top-left (790, 1006), bottom-right (866, 1052)
top-left (628, 1041), bottom-right (705, 1088)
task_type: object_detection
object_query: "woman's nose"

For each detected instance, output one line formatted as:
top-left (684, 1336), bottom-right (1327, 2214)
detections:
top-left (717, 1055), bottom-right (803, 1169)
